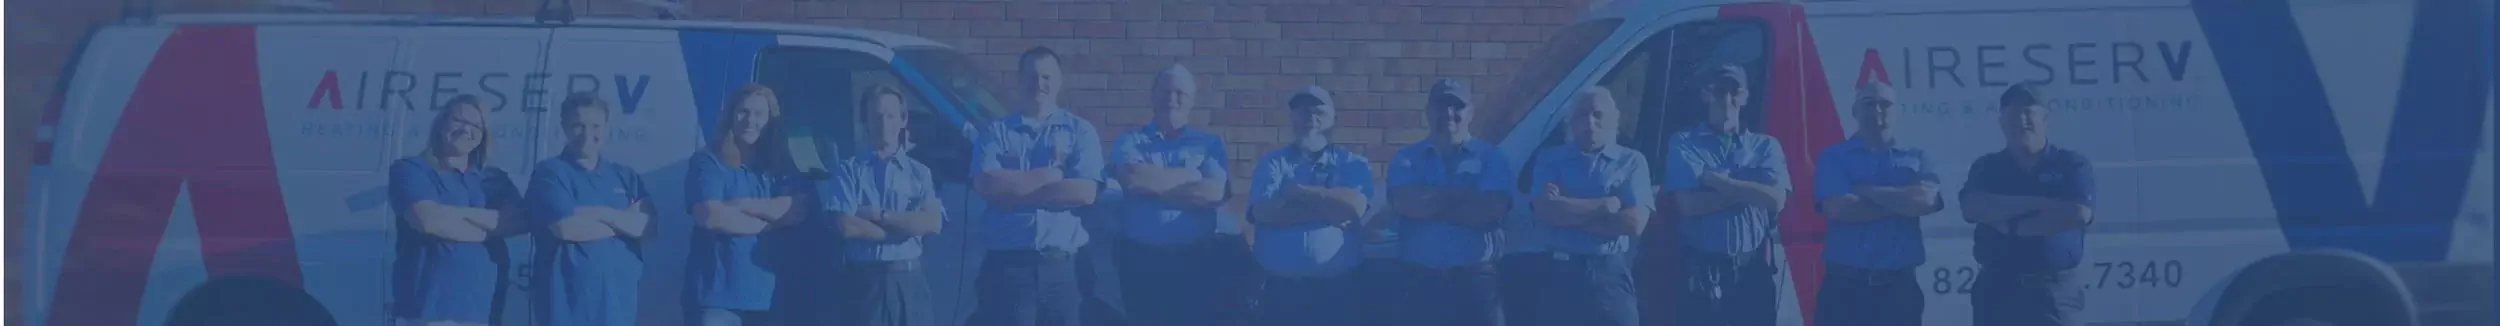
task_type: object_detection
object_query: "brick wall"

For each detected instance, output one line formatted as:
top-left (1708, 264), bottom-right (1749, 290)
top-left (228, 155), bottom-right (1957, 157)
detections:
top-left (7, 0), bottom-right (1593, 195)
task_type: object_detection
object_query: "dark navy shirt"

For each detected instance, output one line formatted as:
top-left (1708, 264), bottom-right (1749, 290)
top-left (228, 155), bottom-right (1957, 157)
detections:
top-left (1812, 137), bottom-right (1940, 270)
top-left (388, 157), bottom-right (520, 322)
top-left (1961, 145), bottom-right (2095, 272)
top-left (1389, 139), bottom-right (1515, 268)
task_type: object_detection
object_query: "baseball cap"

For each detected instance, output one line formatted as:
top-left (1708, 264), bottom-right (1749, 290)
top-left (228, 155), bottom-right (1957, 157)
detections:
top-left (1703, 64), bottom-right (1747, 91)
top-left (1290, 85), bottom-right (1334, 109)
top-left (1428, 78), bottom-right (1471, 108)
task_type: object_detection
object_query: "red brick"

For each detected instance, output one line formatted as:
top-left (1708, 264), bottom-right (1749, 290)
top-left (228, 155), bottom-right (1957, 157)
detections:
top-left (1437, 59), bottom-right (1484, 75)
top-left (1266, 75), bottom-right (1312, 90)
top-left (1075, 21), bottom-right (1127, 37)
top-left (1230, 23), bottom-right (1281, 39)
top-left (1115, 2), bottom-right (1162, 21)
top-left (1181, 56), bottom-right (1230, 74)
top-left (1319, 5), bottom-right (1369, 23)
top-left (1372, 6), bottom-right (1422, 23)
top-left (1390, 59), bottom-right (1438, 76)
top-left (1232, 57), bottom-right (1282, 74)
top-left (1419, 7), bottom-right (1474, 23)
top-left (1062, 3), bottom-right (1114, 20)
top-left (1162, 3), bottom-right (1213, 21)
top-left (1495, 26), bottom-right (1543, 42)
top-left (1009, 2), bottom-right (1060, 20)
top-left (1020, 21), bottom-right (1073, 37)
top-left (1321, 76), bottom-right (1370, 92)
top-left (1300, 41), bottom-right (1353, 57)
top-left (1142, 39), bottom-right (1193, 56)
top-left (1090, 39), bottom-right (1143, 55)
top-left (1254, 40), bottom-right (1301, 57)
top-left (1279, 23), bottom-right (1334, 41)
top-left (970, 20), bottom-right (1022, 38)
top-left (1215, 5), bottom-right (1268, 22)
top-left (918, 20), bottom-right (974, 38)
top-left (1385, 24), bottom-right (1438, 42)
top-left (1340, 58), bottom-right (1384, 75)
top-left (1282, 58), bottom-right (1336, 75)
top-left (1473, 7), bottom-right (1525, 24)
top-left (1190, 40), bottom-right (1239, 56)
top-left (1337, 127), bottom-right (1385, 143)
top-left (1176, 21), bottom-right (1227, 38)
top-left (1408, 42), bottom-right (1454, 58)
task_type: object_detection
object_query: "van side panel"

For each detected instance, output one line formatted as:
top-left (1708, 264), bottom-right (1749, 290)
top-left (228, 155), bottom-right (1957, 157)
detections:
top-left (25, 25), bottom-right (170, 326)
top-left (45, 25), bottom-right (303, 326)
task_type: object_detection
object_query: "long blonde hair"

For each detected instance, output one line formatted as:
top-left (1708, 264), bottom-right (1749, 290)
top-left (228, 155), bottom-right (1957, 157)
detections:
top-left (425, 94), bottom-right (489, 169)
top-left (715, 84), bottom-right (781, 167)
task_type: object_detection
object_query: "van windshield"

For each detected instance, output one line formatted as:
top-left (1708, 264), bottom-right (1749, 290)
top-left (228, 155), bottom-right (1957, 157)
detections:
top-left (895, 49), bottom-right (1013, 121)
top-left (1477, 19), bottom-right (1624, 141)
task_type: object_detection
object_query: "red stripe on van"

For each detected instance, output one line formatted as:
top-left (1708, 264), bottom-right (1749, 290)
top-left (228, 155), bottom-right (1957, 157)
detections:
top-left (1722, 4), bottom-right (1847, 326)
top-left (46, 25), bottom-right (303, 325)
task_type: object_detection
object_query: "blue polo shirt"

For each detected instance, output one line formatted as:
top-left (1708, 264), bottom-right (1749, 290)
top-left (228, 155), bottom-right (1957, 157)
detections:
top-left (1962, 145), bottom-right (2094, 272)
top-left (1390, 139), bottom-right (1515, 268)
top-left (685, 151), bottom-right (786, 310)
top-left (1531, 144), bottom-right (1655, 256)
top-left (1813, 137), bottom-right (1940, 270)
top-left (525, 156), bottom-right (650, 326)
top-left (1661, 126), bottom-right (1792, 255)
top-left (823, 151), bottom-right (945, 261)
top-left (389, 157), bottom-right (519, 322)
top-left (1249, 145), bottom-right (1376, 278)
top-left (1108, 124), bottom-right (1230, 246)
top-left (972, 109), bottom-right (1106, 252)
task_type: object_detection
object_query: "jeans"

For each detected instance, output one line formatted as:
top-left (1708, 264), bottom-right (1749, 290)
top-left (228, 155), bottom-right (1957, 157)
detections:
top-left (1256, 274), bottom-right (1358, 326)
top-left (1971, 269), bottom-right (2083, 326)
top-left (1398, 261), bottom-right (1504, 326)
top-left (1815, 265), bottom-right (1925, 326)
top-left (696, 308), bottom-right (780, 326)
top-left (842, 260), bottom-right (936, 326)
top-left (1539, 253), bottom-right (1639, 326)
top-left (1496, 254), bottom-right (1554, 326)
top-left (1118, 240), bottom-right (1214, 326)
top-left (971, 250), bottom-right (1084, 326)
top-left (1675, 248), bottom-right (1776, 326)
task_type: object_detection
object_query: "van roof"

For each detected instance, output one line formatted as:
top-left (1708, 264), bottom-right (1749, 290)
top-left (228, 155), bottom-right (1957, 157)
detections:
top-left (148, 13), bottom-right (950, 50)
top-left (1579, 0), bottom-right (2226, 23)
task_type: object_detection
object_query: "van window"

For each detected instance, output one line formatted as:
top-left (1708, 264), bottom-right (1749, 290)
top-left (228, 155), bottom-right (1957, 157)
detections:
top-left (896, 49), bottom-right (1013, 121)
top-left (1614, 19), bottom-right (1770, 183)
top-left (755, 47), bottom-right (970, 181)
top-left (1479, 19), bottom-right (1624, 142)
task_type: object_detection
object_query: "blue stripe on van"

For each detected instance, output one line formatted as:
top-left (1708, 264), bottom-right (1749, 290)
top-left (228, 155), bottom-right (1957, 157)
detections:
top-left (2194, 0), bottom-right (2490, 262)
top-left (678, 31), bottom-right (777, 144)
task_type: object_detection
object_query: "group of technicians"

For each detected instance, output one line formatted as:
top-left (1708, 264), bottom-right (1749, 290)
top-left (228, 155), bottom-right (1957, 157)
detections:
top-left (385, 45), bottom-right (2097, 326)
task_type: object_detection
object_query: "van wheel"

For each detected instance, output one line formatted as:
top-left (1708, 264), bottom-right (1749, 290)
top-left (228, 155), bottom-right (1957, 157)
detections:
top-left (164, 276), bottom-right (336, 326)
top-left (2238, 286), bottom-right (2405, 326)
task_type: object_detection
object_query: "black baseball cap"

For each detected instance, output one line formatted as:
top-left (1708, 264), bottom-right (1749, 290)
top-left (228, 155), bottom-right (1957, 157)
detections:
top-left (1290, 85), bottom-right (1334, 109)
top-left (1428, 78), bottom-right (1471, 108)
top-left (1703, 64), bottom-right (1747, 91)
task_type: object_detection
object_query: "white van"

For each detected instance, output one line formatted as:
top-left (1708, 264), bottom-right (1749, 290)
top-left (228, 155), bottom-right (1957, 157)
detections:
top-left (1476, 0), bottom-right (2493, 325)
top-left (19, 10), bottom-right (1011, 326)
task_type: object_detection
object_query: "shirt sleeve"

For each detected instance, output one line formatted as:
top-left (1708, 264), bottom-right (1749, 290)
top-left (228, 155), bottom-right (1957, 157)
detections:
top-left (818, 171), bottom-right (858, 217)
top-left (1197, 141), bottom-right (1231, 185)
top-left (388, 159), bottom-right (441, 215)
top-left (1480, 149), bottom-right (1519, 194)
top-left (1959, 155), bottom-right (1993, 198)
top-left (1339, 155), bottom-right (1378, 197)
top-left (1755, 139), bottom-right (1793, 198)
top-left (972, 122), bottom-right (1007, 175)
top-left (1660, 135), bottom-right (1708, 192)
top-left (1527, 149), bottom-right (1558, 192)
top-left (1109, 133), bottom-right (1143, 174)
top-left (1812, 149), bottom-right (1855, 212)
top-left (917, 163), bottom-right (948, 221)
top-left (525, 164), bottom-right (576, 229)
top-left (1066, 121), bottom-right (1108, 185)
top-left (2064, 155), bottom-right (2097, 206)
top-left (1616, 154), bottom-right (1656, 214)
top-left (686, 153), bottom-right (731, 204)
top-left (1248, 155), bottom-right (1285, 206)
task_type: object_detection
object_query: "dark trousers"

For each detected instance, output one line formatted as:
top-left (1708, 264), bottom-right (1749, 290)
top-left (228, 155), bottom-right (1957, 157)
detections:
top-left (1972, 269), bottom-right (2083, 326)
top-left (1496, 254), bottom-right (1554, 326)
top-left (1815, 265), bottom-right (1925, 326)
top-left (1116, 240), bottom-right (1214, 326)
top-left (1676, 249), bottom-right (1777, 326)
top-left (1207, 235), bottom-right (1262, 326)
top-left (1399, 261), bottom-right (1504, 326)
top-left (1353, 259), bottom-right (1404, 326)
top-left (841, 260), bottom-right (935, 326)
top-left (1538, 253), bottom-right (1640, 326)
top-left (971, 250), bottom-right (1084, 326)
top-left (1256, 273), bottom-right (1358, 326)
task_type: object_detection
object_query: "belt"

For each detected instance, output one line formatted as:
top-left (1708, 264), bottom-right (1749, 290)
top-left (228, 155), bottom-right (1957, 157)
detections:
top-left (1986, 268), bottom-right (2073, 285)
top-left (1123, 239), bottom-right (1211, 254)
top-left (1825, 265), bottom-right (1914, 286)
top-left (1412, 262), bottom-right (1495, 276)
top-left (988, 248), bottom-right (1075, 261)
top-left (849, 259), bottom-right (923, 272)
top-left (1547, 251), bottom-right (1626, 261)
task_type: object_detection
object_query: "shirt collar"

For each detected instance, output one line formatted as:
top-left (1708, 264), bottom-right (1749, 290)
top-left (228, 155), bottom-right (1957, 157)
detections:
top-left (1584, 143), bottom-right (1631, 161)
top-left (1012, 107), bottom-right (1067, 130)
top-left (855, 149), bottom-right (906, 165)
top-left (1137, 123), bottom-right (1197, 141)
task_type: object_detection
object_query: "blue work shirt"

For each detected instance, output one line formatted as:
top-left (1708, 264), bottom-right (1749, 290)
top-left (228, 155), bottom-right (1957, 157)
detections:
top-left (1249, 145), bottom-right (1377, 278)
top-left (1108, 124), bottom-right (1230, 246)
top-left (1661, 126), bottom-right (1792, 255)
top-left (684, 151), bottom-right (787, 310)
top-left (823, 151), bottom-right (946, 261)
top-left (525, 155), bottom-right (650, 326)
top-left (1531, 144), bottom-right (1654, 256)
top-left (388, 157), bottom-right (520, 322)
top-left (1962, 145), bottom-right (2094, 272)
top-left (1813, 137), bottom-right (1940, 270)
top-left (1389, 139), bottom-right (1515, 268)
top-left (972, 109), bottom-right (1106, 252)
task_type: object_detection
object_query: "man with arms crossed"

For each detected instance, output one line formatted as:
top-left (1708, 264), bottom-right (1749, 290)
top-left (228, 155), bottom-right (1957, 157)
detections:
top-left (970, 46), bottom-right (1107, 326)
top-left (1532, 87), bottom-right (1655, 326)
top-left (1812, 82), bottom-right (1944, 326)
top-left (1249, 86), bottom-right (1376, 326)
top-left (1961, 84), bottom-right (2094, 326)
top-left (1389, 78), bottom-right (1514, 326)
top-left (1110, 64), bottom-right (1232, 326)
top-left (824, 84), bottom-right (949, 326)
top-left (1661, 65), bottom-right (1791, 326)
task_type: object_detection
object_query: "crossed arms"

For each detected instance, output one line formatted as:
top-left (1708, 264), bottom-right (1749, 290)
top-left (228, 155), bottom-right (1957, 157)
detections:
top-left (1253, 184), bottom-right (1371, 225)
top-left (1961, 191), bottom-right (2092, 236)
top-left (695, 196), bottom-right (798, 236)
top-left (548, 201), bottom-right (652, 242)
top-left (833, 197), bottom-right (947, 241)
top-left (1821, 182), bottom-right (1945, 221)
top-left (1535, 183), bottom-right (1650, 237)
top-left (1118, 162), bottom-right (1229, 209)
top-left (1390, 185), bottom-right (1511, 230)
top-left (402, 200), bottom-right (527, 243)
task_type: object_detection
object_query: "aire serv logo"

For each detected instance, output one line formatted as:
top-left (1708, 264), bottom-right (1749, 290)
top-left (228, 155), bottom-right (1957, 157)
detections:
top-left (303, 69), bottom-right (657, 114)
